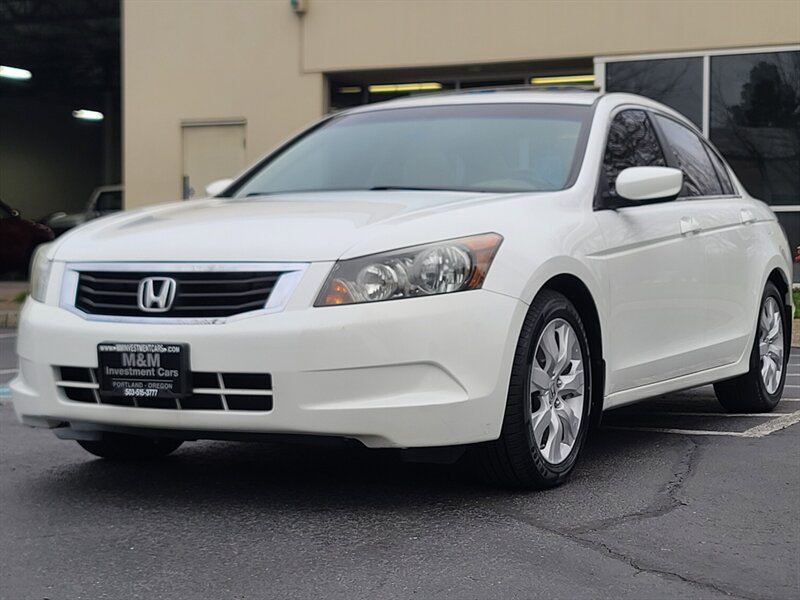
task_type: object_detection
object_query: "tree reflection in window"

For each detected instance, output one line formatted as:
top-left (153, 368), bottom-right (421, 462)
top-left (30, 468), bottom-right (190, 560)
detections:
top-left (710, 51), bottom-right (800, 205)
top-left (602, 110), bottom-right (666, 198)
top-left (606, 58), bottom-right (703, 128)
top-left (654, 115), bottom-right (723, 197)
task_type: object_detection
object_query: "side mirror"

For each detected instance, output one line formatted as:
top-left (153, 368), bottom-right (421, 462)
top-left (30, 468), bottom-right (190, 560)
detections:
top-left (615, 166), bottom-right (683, 203)
top-left (11, 209), bottom-right (20, 217)
top-left (205, 178), bottom-right (233, 197)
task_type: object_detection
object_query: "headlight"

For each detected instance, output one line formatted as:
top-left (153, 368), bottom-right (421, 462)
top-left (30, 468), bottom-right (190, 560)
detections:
top-left (30, 243), bottom-right (54, 303)
top-left (316, 233), bottom-right (503, 306)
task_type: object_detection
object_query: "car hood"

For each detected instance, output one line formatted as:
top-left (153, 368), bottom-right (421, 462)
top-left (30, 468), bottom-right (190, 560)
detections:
top-left (50, 191), bottom-right (523, 263)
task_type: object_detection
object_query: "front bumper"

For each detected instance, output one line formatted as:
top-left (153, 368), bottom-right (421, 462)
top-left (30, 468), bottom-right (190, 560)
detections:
top-left (11, 290), bottom-right (526, 448)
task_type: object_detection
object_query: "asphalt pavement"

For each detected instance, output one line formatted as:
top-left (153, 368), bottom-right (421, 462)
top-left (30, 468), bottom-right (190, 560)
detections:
top-left (1, 329), bottom-right (798, 600)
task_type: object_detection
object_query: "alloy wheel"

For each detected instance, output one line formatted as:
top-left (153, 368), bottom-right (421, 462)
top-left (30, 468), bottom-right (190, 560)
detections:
top-left (758, 296), bottom-right (784, 395)
top-left (529, 318), bottom-right (585, 465)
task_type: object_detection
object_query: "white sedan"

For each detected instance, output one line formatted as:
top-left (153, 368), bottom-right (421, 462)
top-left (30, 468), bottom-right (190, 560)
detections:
top-left (12, 90), bottom-right (794, 489)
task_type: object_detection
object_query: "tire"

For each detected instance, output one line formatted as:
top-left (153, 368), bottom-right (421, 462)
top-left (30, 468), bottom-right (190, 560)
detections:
top-left (714, 282), bottom-right (789, 413)
top-left (77, 434), bottom-right (183, 460)
top-left (473, 290), bottom-right (592, 489)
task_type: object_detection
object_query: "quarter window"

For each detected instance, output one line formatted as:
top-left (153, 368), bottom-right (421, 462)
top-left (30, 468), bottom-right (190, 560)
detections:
top-left (653, 115), bottom-right (723, 197)
top-left (602, 110), bottom-right (666, 198)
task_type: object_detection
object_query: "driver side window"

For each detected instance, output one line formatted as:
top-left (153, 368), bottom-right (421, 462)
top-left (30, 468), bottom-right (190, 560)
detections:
top-left (602, 110), bottom-right (667, 199)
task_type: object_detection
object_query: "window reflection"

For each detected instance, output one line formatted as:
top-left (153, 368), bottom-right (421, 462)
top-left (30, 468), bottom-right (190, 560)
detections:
top-left (606, 57), bottom-right (703, 127)
top-left (710, 51), bottom-right (800, 206)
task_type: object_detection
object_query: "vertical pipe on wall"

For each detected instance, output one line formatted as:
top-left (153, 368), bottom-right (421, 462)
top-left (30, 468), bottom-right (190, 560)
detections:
top-left (701, 54), bottom-right (710, 137)
top-left (103, 90), bottom-right (114, 184)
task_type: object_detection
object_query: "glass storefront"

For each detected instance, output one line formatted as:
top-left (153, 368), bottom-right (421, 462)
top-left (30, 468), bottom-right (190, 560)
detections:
top-left (605, 57), bottom-right (703, 128)
top-left (600, 47), bottom-right (800, 282)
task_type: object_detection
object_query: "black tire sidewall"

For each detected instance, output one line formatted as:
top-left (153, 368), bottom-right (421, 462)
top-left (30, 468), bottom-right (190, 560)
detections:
top-left (751, 283), bottom-right (789, 406)
top-left (518, 294), bottom-right (592, 479)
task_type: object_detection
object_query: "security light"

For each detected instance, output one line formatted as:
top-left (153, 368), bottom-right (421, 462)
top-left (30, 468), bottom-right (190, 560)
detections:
top-left (72, 109), bottom-right (104, 121)
top-left (0, 65), bottom-right (32, 80)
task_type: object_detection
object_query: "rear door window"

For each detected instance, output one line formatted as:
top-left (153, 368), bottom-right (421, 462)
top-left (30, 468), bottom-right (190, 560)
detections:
top-left (704, 143), bottom-right (736, 195)
top-left (652, 115), bottom-right (723, 197)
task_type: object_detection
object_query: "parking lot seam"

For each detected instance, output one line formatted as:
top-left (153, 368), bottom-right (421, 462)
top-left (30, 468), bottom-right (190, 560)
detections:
top-left (567, 436), bottom-right (700, 537)
top-left (495, 437), bottom-right (757, 599)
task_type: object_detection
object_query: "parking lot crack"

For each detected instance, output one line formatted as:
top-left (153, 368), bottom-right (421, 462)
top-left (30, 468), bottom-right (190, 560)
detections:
top-left (567, 436), bottom-right (700, 536)
top-left (493, 438), bottom-right (754, 598)
top-left (582, 536), bottom-right (755, 600)
top-left (497, 499), bottom-right (755, 600)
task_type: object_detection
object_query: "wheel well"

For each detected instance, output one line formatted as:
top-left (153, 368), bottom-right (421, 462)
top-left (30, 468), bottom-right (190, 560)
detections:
top-left (540, 274), bottom-right (605, 425)
top-left (767, 268), bottom-right (791, 313)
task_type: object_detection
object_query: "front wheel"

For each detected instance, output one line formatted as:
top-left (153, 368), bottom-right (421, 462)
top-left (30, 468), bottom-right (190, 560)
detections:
top-left (473, 290), bottom-right (592, 489)
top-left (714, 282), bottom-right (789, 413)
top-left (77, 434), bottom-right (183, 460)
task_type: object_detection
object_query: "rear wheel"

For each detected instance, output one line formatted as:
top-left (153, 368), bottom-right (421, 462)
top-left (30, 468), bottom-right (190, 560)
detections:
top-left (474, 290), bottom-right (592, 489)
top-left (77, 434), bottom-right (183, 460)
top-left (714, 282), bottom-right (788, 413)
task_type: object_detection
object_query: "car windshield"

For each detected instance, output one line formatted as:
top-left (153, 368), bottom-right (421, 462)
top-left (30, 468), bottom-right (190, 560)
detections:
top-left (229, 103), bottom-right (593, 197)
top-left (95, 190), bottom-right (122, 212)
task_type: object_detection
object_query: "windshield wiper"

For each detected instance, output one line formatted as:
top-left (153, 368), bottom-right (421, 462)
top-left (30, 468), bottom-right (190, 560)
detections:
top-left (368, 185), bottom-right (482, 192)
top-left (240, 186), bottom-right (493, 197)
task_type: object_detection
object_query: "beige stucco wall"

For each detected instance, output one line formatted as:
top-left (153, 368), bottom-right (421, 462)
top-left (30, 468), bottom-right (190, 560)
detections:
top-left (302, 0), bottom-right (800, 71)
top-left (123, 0), bottom-right (323, 208)
top-left (124, 0), bottom-right (800, 208)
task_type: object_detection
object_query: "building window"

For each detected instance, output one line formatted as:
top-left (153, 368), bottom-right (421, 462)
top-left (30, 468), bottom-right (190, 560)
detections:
top-left (709, 51), bottom-right (800, 206)
top-left (605, 57), bottom-right (703, 128)
top-left (599, 46), bottom-right (800, 281)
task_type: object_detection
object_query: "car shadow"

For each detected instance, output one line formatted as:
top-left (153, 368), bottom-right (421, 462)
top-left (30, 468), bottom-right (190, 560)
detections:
top-left (24, 427), bottom-right (672, 511)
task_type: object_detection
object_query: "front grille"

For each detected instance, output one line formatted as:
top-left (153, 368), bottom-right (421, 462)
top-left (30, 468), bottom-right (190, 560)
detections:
top-left (56, 367), bottom-right (273, 412)
top-left (75, 271), bottom-right (284, 318)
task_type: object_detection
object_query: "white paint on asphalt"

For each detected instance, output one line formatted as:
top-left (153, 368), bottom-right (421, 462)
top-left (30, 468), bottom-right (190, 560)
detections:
top-left (0, 369), bottom-right (18, 375)
top-left (618, 411), bottom-right (778, 418)
top-left (0, 333), bottom-right (17, 339)
top-left (604, 410), bottom-right (800, 438)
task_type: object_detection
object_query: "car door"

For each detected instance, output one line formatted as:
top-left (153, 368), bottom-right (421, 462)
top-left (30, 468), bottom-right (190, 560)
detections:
top-left (593, 109), bottom-right (710, 396)
top-left (651, 113), bottom-right (761, 367)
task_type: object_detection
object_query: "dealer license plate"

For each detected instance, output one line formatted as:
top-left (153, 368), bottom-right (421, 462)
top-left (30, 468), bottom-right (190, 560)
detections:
top-left (97, 342), bottom-right (190, 399)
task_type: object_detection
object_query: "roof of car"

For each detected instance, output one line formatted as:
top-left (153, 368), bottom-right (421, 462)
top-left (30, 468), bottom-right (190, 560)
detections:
top-left (346, 88), bottom-right (602, 115)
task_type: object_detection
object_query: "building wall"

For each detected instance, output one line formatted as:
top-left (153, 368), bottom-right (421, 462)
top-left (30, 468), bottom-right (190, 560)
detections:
top-left (123, 0), bottom-right (800, 208)
top-left (123, 0), bottom-right (323, 208)
top-left (303, 0), bottom-right (800, 72)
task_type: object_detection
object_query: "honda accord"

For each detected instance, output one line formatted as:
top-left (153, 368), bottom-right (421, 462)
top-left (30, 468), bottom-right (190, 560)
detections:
top-left (12, 90), bottom-right (794, 488)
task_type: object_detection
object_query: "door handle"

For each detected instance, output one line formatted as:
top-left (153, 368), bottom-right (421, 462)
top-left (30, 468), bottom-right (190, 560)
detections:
top-left (679, 216), bottom-right (701, 236)
top-left (740, 209), bottom-right (756, 224)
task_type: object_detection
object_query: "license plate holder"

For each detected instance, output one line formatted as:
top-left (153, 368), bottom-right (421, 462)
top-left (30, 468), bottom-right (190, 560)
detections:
top-left (97, 342), bottom-right (190, 399)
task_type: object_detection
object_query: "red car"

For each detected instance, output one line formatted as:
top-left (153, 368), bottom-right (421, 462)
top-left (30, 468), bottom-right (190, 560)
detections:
top-left (0, 199), bottom-right (54, 278)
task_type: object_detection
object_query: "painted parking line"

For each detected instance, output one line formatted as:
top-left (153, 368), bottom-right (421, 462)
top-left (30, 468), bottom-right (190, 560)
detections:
top-left (0, 369), bottom-right (18, 376)
top-left (603, 410), bottom-right (800, 438)
top-left (0, 333), bottom-right (17, 340)
top-left (616, 411), bottom-right (779, 418)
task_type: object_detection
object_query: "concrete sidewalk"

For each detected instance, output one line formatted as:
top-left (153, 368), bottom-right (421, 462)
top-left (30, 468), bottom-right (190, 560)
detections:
top-left (0, 281), bottom-right (27, 328)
